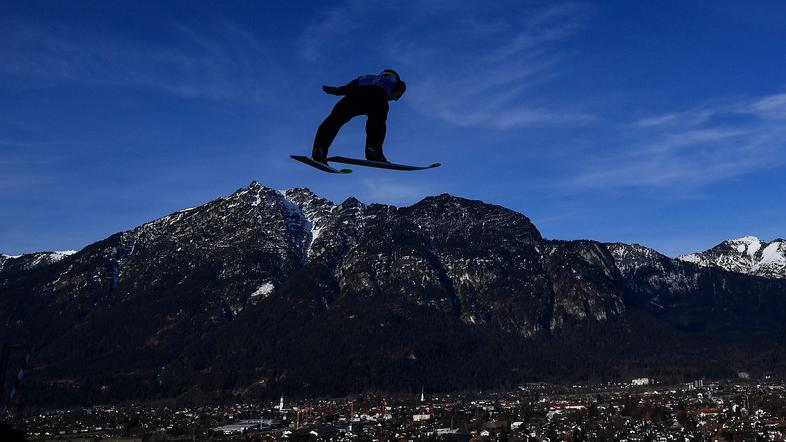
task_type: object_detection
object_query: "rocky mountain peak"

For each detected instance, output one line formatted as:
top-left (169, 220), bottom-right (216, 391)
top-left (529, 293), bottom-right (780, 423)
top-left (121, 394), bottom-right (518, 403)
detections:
top-left (605, 242), bottom-right (670, 276)
top-left (407, 194), bottom-right (543, 247)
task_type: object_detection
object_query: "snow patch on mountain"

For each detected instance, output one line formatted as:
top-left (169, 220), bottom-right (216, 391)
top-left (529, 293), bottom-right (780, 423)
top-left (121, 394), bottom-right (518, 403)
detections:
top-left (2, 250), bottom-right (74, 262)
top-left (678, 253), bottom-right (701, 264)
top-left (731, 236), bottom-right (762, 256)
top-left (0, 250), bottom-right (77, 272)
top-left (278, 191), bottom-right (309, 243)
top-left (761, 241), bottom-right (786, 263)
top-left (280, 188), bottom-right (336, 258)
top-left (50, 250), bottom-right (77, 260)
top-left (250, 282), bottom-right (275, 299)
top-left (29, 250), bottom-right (76, 266)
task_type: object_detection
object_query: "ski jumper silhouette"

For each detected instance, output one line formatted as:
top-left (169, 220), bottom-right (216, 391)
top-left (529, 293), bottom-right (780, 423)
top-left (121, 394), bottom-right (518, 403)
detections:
top-left (312, 69), bottom-right (406, 164)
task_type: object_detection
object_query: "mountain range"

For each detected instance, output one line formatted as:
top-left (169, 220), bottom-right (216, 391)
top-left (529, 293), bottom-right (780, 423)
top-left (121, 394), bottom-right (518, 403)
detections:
top-left (2, 181), bottom-right (786, 406)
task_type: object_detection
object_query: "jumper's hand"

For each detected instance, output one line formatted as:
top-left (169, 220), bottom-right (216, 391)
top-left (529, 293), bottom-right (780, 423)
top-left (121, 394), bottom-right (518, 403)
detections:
top-left (322, 85), bottom-right (342, 95)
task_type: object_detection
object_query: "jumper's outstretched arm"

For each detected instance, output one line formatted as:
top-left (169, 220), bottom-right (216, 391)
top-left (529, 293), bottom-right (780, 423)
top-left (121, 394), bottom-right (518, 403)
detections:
top-left (322, 78), bottom-right (359, 96)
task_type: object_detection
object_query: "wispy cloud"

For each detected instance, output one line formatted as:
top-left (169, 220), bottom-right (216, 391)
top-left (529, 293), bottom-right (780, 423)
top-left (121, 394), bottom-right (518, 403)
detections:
top-left (570, 91), bottom-right (786, 189)
top-left (635, 113), bottom-right (681, 128)
top-left (400, 2), bottom-right (592, 129)
top-left (298, 1), bottom-right (592, 129)
top-left (298, 0), bottom-right (368, 62)
top-left (749, 93), bottom-right (786, 119)
top-left (0, 19), bottom-right (281, 103)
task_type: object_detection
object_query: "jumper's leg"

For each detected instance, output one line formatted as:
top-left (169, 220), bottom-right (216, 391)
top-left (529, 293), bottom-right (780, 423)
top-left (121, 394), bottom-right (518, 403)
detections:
top-left (312, 98), bottom-right (355, 162)
top-left (364, 102), bottom-right (389, 162)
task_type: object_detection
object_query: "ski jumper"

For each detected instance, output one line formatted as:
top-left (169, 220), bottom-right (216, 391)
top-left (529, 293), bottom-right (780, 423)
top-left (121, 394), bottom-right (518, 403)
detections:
top-left (312, 74), bottom-right (401, 162)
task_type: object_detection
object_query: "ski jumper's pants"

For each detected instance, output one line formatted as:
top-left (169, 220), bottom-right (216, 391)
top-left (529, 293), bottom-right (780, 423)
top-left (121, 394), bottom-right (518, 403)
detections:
top-left (313, 86), bottom-right (389, 156)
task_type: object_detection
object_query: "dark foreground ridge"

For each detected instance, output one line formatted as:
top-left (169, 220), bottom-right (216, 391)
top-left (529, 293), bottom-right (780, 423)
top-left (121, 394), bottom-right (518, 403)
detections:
top-left (2, 181), bottom-right (786, 407)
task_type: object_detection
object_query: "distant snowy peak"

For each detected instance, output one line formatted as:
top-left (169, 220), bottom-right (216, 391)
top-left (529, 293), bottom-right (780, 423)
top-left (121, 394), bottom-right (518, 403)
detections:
top-left (678, 236), bottom-right (786, 279)
top-left (0, 250), bottom-right (76, 273)
top-left (725, 236), bottom-right (762, 256)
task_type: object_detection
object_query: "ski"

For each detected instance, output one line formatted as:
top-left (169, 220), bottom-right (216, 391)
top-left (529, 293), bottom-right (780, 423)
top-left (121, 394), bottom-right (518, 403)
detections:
top-left (290, 155), bottom-right (352, 174)
top-left (326, 156), bottom-right (441, 171)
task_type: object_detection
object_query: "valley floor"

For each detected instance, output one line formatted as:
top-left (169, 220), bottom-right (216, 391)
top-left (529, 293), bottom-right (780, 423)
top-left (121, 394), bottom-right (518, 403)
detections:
top-left (4, 378), bottom-right (786, 441)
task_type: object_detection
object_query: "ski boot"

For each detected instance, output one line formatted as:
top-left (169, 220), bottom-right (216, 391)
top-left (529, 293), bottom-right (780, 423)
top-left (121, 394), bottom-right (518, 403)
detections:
top-left (312, 146), bottom-right (328, 164)
top-left (365, 146), bottom-right (389, 163)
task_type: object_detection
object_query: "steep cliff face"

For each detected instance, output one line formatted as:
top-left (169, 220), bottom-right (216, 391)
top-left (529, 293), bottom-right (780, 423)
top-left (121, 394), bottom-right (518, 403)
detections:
top-left (330, 195), bottom-right (550, 335)
top-left (543, 241), bottom-right (625, 331)
top-left (2, 181), bottom-right (785, 405)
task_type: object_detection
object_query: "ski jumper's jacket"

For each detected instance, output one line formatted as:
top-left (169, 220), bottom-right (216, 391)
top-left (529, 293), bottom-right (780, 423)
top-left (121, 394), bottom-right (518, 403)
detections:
top-left (331, 74), bottom-right (400, 100)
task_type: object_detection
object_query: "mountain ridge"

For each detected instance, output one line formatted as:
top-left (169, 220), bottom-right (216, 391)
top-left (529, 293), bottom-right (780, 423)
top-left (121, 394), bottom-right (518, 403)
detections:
top-left (2, 181), bottom-right (786, 406)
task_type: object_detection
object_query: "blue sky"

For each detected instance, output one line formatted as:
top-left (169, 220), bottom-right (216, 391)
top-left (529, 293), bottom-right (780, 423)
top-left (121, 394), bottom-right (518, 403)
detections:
top-left (2, 1), bottom-right (785, 257)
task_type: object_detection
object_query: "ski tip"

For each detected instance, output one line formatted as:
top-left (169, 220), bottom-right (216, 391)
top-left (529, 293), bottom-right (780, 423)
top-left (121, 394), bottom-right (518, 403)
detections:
top-left (290, 155), bottom-right (352, 174)
top-left (430, 163), bottom-right (441, 168)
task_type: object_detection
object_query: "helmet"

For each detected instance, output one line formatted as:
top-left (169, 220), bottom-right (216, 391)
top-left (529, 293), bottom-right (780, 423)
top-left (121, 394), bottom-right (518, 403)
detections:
top-left (381, 69), bottom-right (405, 100)
top-left (391, 80), bottom-right (406, 101)
top-left (380, 69), bottom-right (400, 82)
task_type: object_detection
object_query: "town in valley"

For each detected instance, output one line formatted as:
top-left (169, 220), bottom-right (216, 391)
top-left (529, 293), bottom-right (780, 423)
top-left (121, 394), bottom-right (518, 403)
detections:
top-left (5, 378), bottom-right (786, 441)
